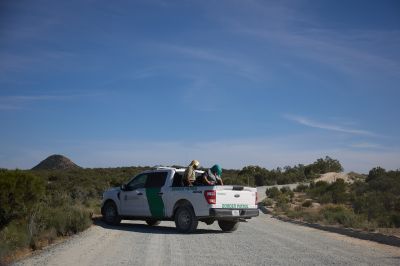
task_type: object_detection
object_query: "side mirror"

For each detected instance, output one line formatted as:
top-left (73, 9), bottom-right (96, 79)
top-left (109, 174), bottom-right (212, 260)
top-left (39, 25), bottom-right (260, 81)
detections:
top-left (120, 184), bottom-right (127, 191)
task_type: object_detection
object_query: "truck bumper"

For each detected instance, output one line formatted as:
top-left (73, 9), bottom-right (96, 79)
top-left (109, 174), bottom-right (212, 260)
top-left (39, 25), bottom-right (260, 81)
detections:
top-left (209, 208), bottom-right (259, 219)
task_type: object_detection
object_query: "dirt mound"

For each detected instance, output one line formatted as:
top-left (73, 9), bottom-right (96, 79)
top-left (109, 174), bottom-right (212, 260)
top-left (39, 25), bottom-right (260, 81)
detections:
top-left (32, 154), bottom-right (81, 170)
top-left (315, 172), bottom-right (351, 183)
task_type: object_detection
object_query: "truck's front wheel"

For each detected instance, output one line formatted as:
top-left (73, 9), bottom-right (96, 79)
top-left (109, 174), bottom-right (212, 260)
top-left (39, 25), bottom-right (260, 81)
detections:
top-left (174, 206), bottom-right (198, 233)
top-left (218, 220), bottom-right (239, 232)
top-left (102, 201), bottom-right (121, 225)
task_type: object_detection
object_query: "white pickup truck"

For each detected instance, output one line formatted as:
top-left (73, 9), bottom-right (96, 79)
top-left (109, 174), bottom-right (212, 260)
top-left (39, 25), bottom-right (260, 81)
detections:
top-left (101, 167), bottom-right (259, 233)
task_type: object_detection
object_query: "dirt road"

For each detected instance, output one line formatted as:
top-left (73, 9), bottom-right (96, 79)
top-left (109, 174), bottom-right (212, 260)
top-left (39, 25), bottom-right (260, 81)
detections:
top-left (14, 213), bottom-right (400, 266)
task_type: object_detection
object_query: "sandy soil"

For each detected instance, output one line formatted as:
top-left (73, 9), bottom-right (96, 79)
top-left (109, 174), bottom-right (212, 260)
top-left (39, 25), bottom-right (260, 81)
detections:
top-left (315, 172), bottom-right (351, 183)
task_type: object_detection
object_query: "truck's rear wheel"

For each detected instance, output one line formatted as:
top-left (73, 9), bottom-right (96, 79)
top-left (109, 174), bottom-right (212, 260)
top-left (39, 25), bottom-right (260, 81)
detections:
top-left (102, 201), bottom-right (121, 225)
top-left (145, 219), bottom-right (161, 226)
top-left (218, 220), bottom-right (239, 232)
top-left (175, 206), bottom-right (198, 233)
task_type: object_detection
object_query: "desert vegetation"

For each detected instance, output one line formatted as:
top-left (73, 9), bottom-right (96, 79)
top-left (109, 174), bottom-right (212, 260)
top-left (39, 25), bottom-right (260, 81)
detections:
top-left (264, 167), bottom-right (400, 231)
top-left (224, 156), bottom-right (343, 186)
top-left (0, 166), bottom-right (149, 263)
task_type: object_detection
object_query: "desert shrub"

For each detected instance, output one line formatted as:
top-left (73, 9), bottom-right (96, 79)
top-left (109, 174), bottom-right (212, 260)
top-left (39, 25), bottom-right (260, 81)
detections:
top-left (0, 203), bottom-right (92, 261)
top-left (305, 156), bottom-right (343, 177)
top-left (275, 194), bottom-right (290, 212)
top-left (366, 167), bottom-right (386, 182)
top-left (280, 186), bottom-right (294, 199)
top-left (302, 200), bottom-right (313, 207)
top-left (320, 205), bottom-right (362, 228)
top-left (319, 193), bottom-right (333, 204)
top-left (390, 213), bottom-right (400, 227)
top-left (39, 205), bottom-right (92, 236)
top-left (302, 212), bottom-right (323, 223)
top-left (0, 171), bottom-right (45, 229)
top-left (294, 183), bottom-right (309, 192)
top-left (307, 179), bottom-right (348, 204)
top-left (352, 168), bottom-right (400, 227)
top-left (0, 220), bottom-right (29, 259)
top-left (329, 179), bottom-right (348, 204)
top-left (287, 209), bottom-right (323, 223)
top-left (307, 181), bottom-right (327, 199)
top-left (286, 209), bottom-right (304, 219)
top-left (280, 186), bottom-right (291, 194)
top-left (266, 187), bottom-right (281, 199)
top-left (261, 198), bottom-right (274, 207)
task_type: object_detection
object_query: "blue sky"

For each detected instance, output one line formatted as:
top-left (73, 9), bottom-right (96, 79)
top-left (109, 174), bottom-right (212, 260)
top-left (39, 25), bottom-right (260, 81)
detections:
top-left (1, 0), bottom-right (399, 172)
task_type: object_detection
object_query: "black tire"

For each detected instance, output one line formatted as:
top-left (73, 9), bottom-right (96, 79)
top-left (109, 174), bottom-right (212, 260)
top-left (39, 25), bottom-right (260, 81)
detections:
top-left (145, 219), bottom-right (161, 226)
top-left (218, 220), bottom-right (239, 232)
top-left (102, 201), bottom-right (121, 225)
top-left (174, 206), bottom-right (198, 233)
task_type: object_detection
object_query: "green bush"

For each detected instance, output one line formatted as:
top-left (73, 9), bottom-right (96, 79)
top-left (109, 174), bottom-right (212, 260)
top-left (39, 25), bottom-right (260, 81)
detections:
top-left (0, 203), bottom-right (92, 262)
top-left (390, 213), bottom-right (400, 227)
top-left (307, 179), bottom-right (348, 204)
top-left (266, 187), bottom-right (281, 199)
top-left (0, 171), bottom-right (45, 229)
top-left (352, 168), bottom-right (400, 227)
top-left (275, 194), bottom-right (290, 212)
top-left (294, 183), bottom-right (309, 192)
top-left (329, 179), bottom-right (348, 204)
top-left (0, 220), bottom-right (29, 259)
top-left (261, 198), bottom-right (274, 207)
top-left (39, 205), bottom-right (92, 236)
top-left (280, 186), bottom-right (294, 199)
top-left (305, 156), bottom-right (343, 177)
top-left (320, 205), bottom-right (362, 228)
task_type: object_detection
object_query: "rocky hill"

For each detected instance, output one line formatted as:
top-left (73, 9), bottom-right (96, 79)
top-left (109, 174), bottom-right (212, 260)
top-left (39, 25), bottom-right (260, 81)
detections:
top-left (32, 154), bottom-right (81, 170)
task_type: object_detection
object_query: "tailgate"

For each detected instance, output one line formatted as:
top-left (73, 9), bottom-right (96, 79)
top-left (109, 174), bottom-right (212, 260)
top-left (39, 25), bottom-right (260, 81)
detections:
top-left (214, 186), bottom-right (257, 209)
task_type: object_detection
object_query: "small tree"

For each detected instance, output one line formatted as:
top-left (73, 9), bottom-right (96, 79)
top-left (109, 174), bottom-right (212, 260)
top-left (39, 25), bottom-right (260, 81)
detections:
top-left (366, 167), bottom-right (386, 182)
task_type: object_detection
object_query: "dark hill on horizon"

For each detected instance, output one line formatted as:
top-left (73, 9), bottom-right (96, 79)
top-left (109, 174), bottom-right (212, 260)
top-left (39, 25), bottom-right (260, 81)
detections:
top-left (32, 154), bottom-right (81, 170)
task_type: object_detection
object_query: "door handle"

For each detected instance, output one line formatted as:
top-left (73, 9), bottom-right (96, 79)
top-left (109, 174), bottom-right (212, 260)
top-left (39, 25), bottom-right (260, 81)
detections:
top-left (137, 192), bottom-right (143, 196)
top-left (158, 192), bottom-right (163, 195)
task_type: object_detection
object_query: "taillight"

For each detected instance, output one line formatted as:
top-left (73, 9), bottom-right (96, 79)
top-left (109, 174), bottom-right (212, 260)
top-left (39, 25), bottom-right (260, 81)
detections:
top-left (255, 192), bottom-right (258, 204)
top-left (204, 190), bottom-right (216, 204)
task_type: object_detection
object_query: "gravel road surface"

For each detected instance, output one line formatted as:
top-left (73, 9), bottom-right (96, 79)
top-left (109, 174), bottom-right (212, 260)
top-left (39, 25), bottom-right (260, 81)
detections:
top-left (14, 213), bottom-right (400, 266)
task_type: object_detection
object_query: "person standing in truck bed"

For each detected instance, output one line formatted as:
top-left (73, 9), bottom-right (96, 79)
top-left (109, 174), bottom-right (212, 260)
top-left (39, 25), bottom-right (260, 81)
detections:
top-left (183, 160), bottom-right (200, 186)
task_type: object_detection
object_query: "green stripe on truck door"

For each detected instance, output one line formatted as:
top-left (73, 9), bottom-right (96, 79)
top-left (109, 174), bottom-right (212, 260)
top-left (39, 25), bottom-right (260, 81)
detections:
top-left (146, 188), bottom-right (165, 218)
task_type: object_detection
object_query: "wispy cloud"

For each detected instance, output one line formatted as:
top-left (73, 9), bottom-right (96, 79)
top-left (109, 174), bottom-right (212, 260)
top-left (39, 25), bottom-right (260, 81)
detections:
top-left (211, 1), bottom-right (400, 80)
top-left (350, 142), bottom-right (382, 149)
top-left (159, 44), bottom-right (268, 83)
top-left (239, 28), bottom-right (400, 77)
top-left (0, 95), bottom-right (74, 110)
top-left (182, 78), bottom-right (220, 112)
top-left (284, 114), bottom-right (377, 136)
